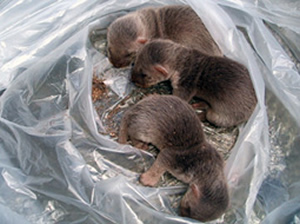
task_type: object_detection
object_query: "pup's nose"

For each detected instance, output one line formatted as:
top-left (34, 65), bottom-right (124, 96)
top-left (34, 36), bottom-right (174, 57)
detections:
top-left (108, 57), bottom-right (123, 68)
top-left (113, 62), bottom-right (123, 68)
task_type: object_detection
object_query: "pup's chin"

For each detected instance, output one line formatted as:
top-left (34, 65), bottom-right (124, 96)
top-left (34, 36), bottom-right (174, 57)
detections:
top-left (108, 58), bottom-right (131, 68)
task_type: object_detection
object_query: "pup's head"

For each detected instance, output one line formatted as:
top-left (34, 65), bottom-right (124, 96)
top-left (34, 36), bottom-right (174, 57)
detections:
top-left (131, 40), bottom-right (176, 88)
top-left (107, 15), bottom-right (148, 68)
top-left (180, 181), bottom-right (229, 222)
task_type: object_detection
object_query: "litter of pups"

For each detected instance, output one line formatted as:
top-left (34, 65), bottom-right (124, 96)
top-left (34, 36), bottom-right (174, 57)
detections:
top-left (93, 4), bottom-right (257, 222)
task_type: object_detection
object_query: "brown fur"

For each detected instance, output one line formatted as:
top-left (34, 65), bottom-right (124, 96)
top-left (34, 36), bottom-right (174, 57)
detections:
top-left (131, 39), bottom-right (257, 127)
top-left (107, 5), bottom-right (222, 68)
top-left (118, 95), bottom-right (229, 222)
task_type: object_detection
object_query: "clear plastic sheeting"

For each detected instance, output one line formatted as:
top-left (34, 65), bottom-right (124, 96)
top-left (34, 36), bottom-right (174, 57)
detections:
top-left (0, 0), bottom-right (299, 223)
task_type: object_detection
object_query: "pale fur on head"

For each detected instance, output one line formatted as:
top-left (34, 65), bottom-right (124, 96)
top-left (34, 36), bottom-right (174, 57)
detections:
top-left (107, 13), bottom-right (148, 68)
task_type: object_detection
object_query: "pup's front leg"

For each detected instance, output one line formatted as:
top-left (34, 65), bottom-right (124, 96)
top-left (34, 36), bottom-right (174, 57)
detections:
top-left (140, 153), bottom-right (167, 187)
top-left (173, 87), bottom-right (194, 102)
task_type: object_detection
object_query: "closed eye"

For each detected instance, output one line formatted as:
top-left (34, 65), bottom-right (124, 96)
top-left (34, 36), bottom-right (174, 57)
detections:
top-left (124, 52), bottom-right (133, 58)
top-left (139, 73), bottom-right (146, 78)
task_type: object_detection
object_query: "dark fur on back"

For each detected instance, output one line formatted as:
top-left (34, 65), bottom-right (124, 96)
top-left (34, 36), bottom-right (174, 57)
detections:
top-left (132, 39), bottom-right (257, 127)
top-left (157, 5), bottom-right (221, 55)
top-left (118, 95), bottom-right (229, 222)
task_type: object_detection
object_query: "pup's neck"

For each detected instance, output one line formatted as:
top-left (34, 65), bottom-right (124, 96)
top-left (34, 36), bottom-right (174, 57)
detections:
top-left (138, 8), bottom-right (162, 39)
top-left (170, 49), bottom-right (208, 86)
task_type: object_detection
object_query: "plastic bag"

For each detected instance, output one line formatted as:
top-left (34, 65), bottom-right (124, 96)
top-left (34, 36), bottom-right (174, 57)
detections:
top-left (0, 0), bottom-right (299, 223)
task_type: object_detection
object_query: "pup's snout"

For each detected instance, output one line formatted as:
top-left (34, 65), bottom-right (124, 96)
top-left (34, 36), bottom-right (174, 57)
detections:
top-left (112, 61), bottom-right (123, 68)
top-left (108, 57), bottom-right (128, 68)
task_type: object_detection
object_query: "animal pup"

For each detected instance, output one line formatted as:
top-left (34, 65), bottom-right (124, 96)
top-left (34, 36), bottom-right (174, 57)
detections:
top-left (118, 95), bottom-right (229, 222)
top-left (107, 5), bottom-right (222, 68)
top-left (131, 39), bottom-right (257, 127)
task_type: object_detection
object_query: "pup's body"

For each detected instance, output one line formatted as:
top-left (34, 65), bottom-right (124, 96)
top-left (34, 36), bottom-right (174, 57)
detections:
top-left (131, 39), bottom-right (257, 127)
top-left (118, 95), bottom-right (229, 222)
top-left (107, 5), bottom-right (222, 68)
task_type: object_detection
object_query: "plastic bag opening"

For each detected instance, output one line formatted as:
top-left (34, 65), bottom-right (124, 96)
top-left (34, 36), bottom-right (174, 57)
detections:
top-left (0, 0), bottom-right (300, 223)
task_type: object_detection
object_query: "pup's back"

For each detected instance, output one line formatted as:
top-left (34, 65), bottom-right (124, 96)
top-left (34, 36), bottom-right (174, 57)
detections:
top-left (157, 5), bottom-right (222, 56)
top-left (120, 95), bottom-right (205, 150)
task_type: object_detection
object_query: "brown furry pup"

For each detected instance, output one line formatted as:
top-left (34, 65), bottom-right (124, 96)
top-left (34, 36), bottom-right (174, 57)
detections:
top-left (118, 95), bottom-right (229, 222)
top-left (131, 39), bottom-right (257, 127)
top-left (107, 5), bottom-right (222, 68)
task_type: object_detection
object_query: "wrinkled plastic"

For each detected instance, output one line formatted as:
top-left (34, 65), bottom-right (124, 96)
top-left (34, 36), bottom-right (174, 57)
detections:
top-left (0, 0), bottom-right (299, 223)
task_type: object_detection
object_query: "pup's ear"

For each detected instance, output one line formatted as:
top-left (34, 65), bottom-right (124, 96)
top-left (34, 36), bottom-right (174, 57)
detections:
top-left (154, 64), bottom-right (169, 77)
top-left (190, 183), bottom-right (201, 199)
top-left (137, 36), bottom-right (148, 44)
